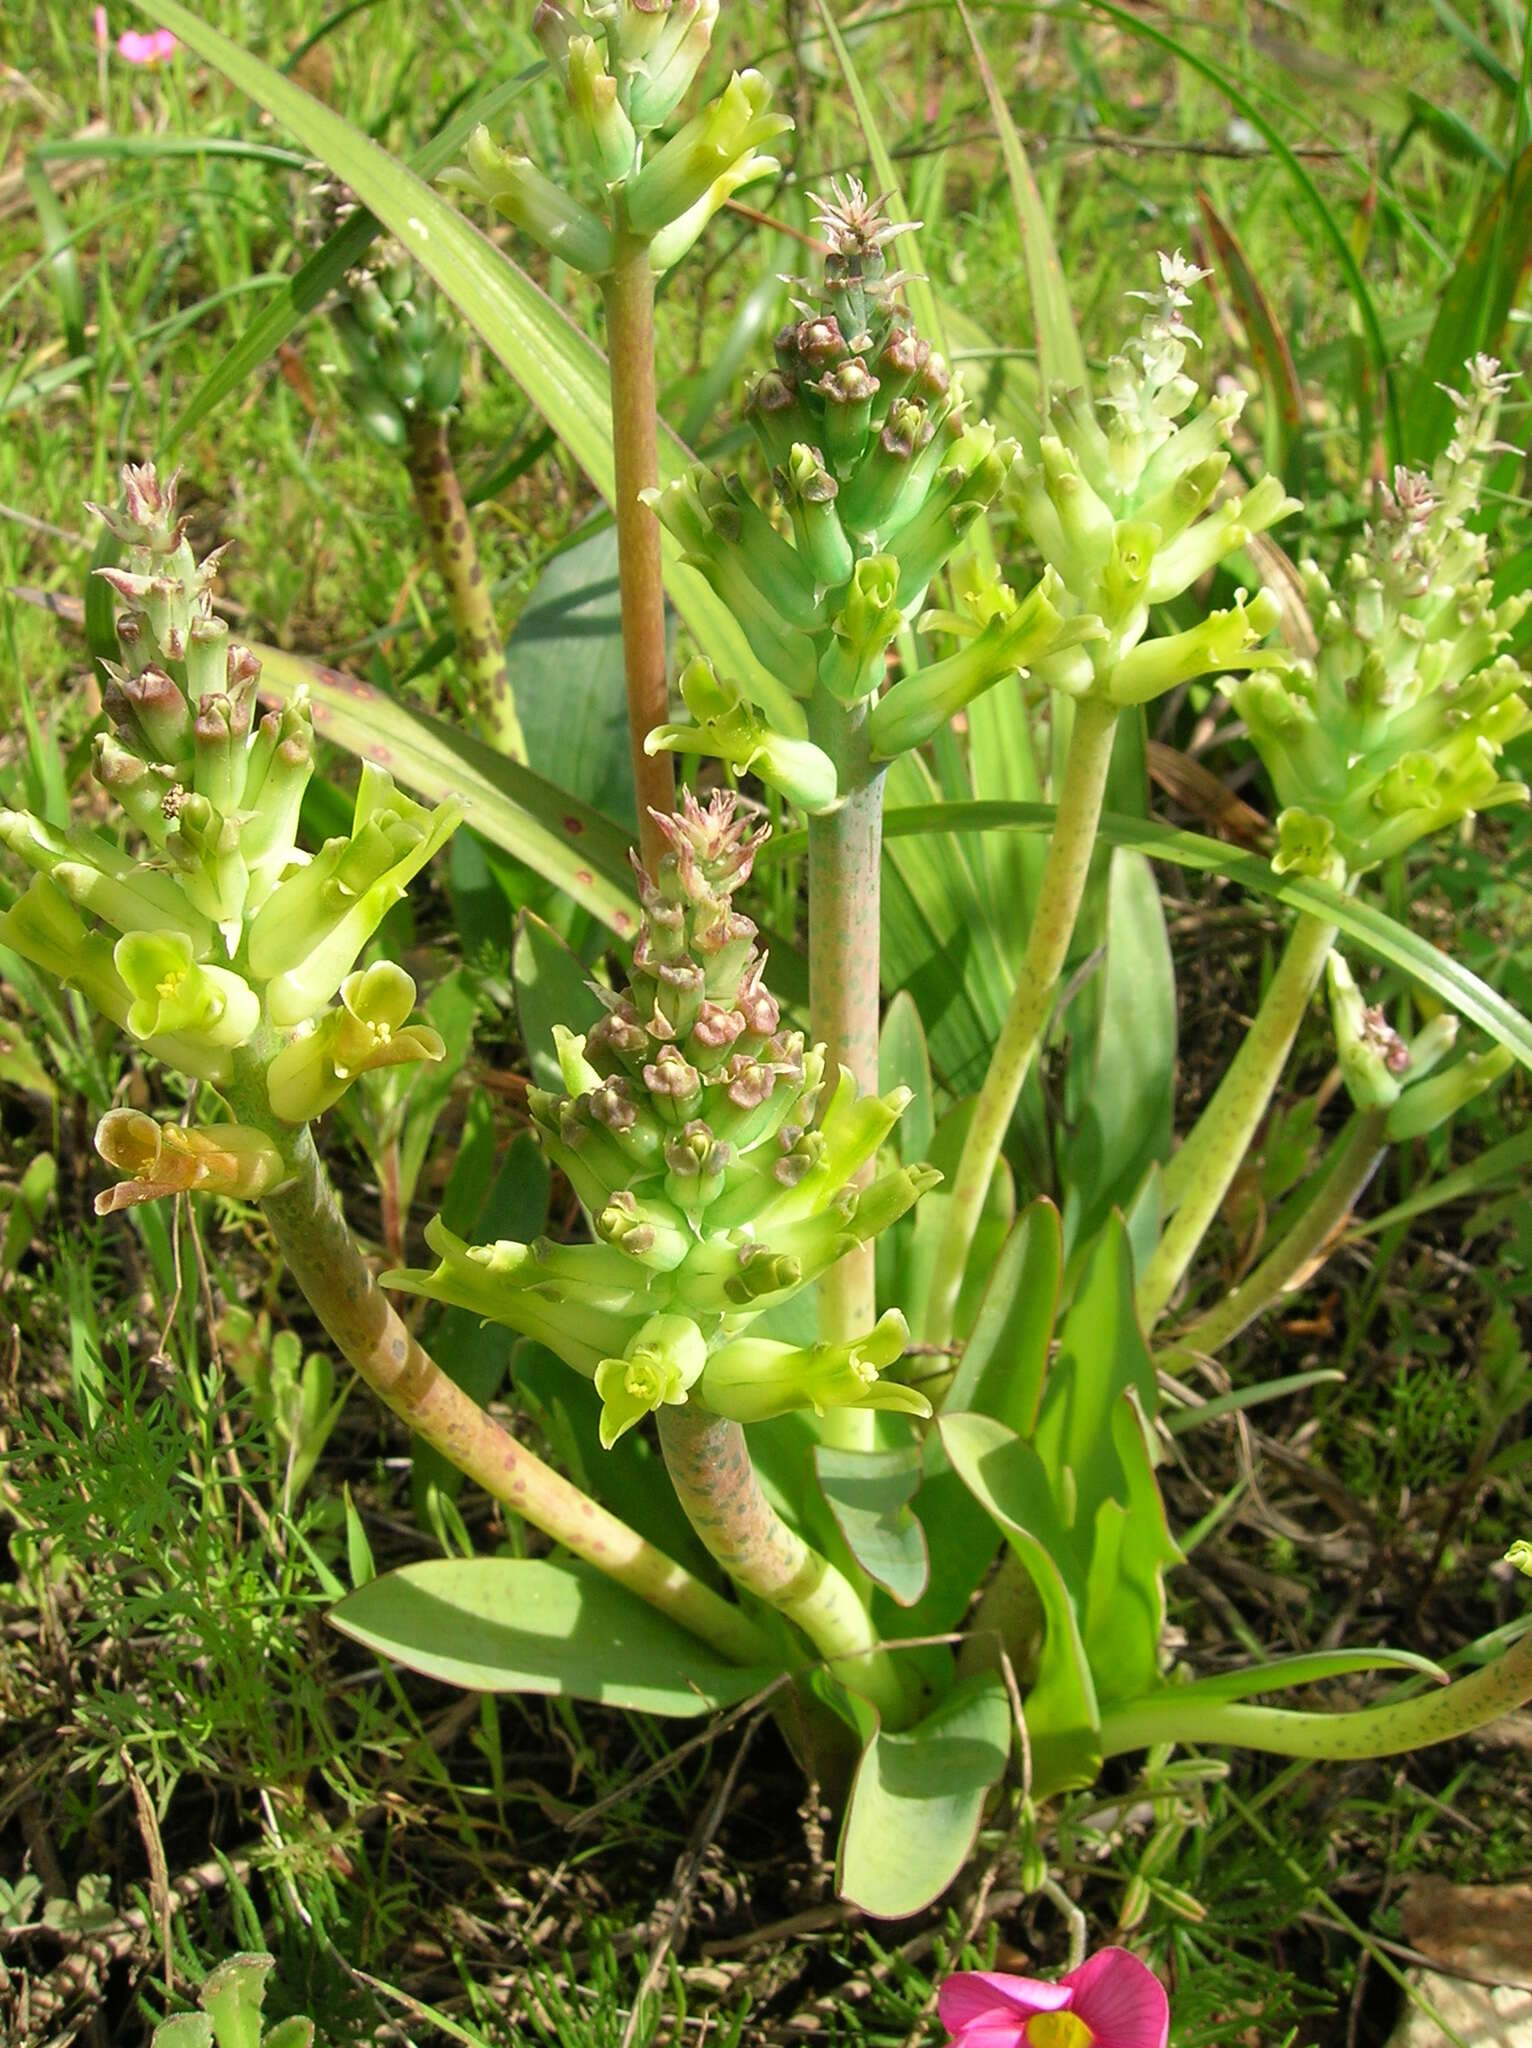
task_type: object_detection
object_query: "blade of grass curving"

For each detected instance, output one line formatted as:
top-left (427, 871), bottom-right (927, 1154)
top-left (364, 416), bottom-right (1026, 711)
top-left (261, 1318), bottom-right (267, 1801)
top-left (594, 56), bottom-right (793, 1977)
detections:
top-left (765, 800), bottom-right (1532, 1072)
top-left (22, 161), bottom-right (87, 362)
top-left (252, 643), bottom-right (642, 938)
top-left (1196, 191), bottom-right (1304, 481)
top-left (1, 277), bottom-right (289, 418)
top-left (169, 68), bottom-right (538, 447)
top-left (1424, 0), bottom-right (1521, 100)
top-left (955, 0), bottom-right (1087, 395)
top-left (31, 136), bottom-right (310, 170)
top-left (811, 0), bottom-right (948, 353)
top-left (1344, 1126), bottom-right (1532, 1239)
top-left (282, 0), bottom-right (387, 73)
top-left (1082, 0), bottom-right (1400, 467)
top-left (138, 0), bottom-right (774, 706)
top-left (1405, 143), bottom-right (1532, 462)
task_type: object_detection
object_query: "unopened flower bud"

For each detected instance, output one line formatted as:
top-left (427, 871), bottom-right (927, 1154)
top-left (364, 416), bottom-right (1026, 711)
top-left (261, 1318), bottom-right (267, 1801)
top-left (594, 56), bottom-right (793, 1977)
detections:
top-left (445, 128), bottom-right (614, 274)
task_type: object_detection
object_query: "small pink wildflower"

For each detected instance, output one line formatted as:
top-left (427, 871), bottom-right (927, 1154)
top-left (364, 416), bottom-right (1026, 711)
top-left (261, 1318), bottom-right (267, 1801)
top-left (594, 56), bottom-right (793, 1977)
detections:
top-left (117, 26), bottom-right (178, 63)
top-left (938, 1948), bottom-right (1169, 2048)
top-left (93, 5), bottom-right (109, 50)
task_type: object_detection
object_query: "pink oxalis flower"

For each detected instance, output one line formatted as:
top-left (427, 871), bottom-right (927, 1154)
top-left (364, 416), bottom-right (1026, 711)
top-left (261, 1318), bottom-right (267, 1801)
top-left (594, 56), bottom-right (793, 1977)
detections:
top-left (117, 27), bottom-right (178, 63)
top-left (938, 1948), bottom-right (1170, 2048)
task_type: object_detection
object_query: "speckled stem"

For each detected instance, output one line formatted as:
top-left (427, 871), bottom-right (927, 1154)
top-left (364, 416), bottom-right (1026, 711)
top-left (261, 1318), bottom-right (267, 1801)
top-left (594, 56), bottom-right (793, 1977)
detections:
top-left (924, 693), bottom-right (1120, 1349)
top-left (231, 1068), bottom-right (771, 1669)
top-left (808, 693), bottom-right (885, 1450)
top-left (1098, 1624), bottom-right (1532, 1761)
top-left (1137, 910), bottom-right (1337, 1329)
top-left (405, 413), bottom-right (527, 761)
top-left (656, 1405), bottom-right (915, 1724)
top-left (602, 237), bottom-right (675, 870)
top-left (1170, 1108), bottom-right (1387, 1359)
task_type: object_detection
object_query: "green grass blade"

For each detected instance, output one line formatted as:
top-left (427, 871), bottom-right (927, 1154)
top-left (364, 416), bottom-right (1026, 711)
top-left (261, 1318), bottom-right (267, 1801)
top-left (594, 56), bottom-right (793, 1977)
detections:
top-left (252, 644), bottom-right (641, 938)
top-left (22, 159), bottom-right (87, 363)
top-left (1423, 0), bottom-right (1521, 98)
top-left (138, 0), bottom-right (772, 701)
top-left (766, 799), bottom-right (1532, 1073)
top-left (1346, 1126), bottom-right (1532, 1238)
top-left (1083, 0), bottom-right (1401, 467)
top-left (955, 0), bottom-right (1088, 395)
top-left (1196, 192), bottom-right (1305, 482)
top-left (1404, 143), bottom-right (1532, 462)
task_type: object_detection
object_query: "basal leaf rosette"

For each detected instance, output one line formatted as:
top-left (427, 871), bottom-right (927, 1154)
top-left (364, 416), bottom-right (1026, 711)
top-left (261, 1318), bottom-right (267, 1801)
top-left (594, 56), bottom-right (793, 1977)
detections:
top-left (445, 4), bottom-right (788, 277)
top-left (1009, 251), bottom-right (1300, 709)
top-left (1234, 357), bottom-right (1530, 880)
top-left (386, 791), bottom-right (936, 1446)
top-left (0, 464), bottom-right (459, 1205)
top-left (644, 182), bottom-right (1077, 798)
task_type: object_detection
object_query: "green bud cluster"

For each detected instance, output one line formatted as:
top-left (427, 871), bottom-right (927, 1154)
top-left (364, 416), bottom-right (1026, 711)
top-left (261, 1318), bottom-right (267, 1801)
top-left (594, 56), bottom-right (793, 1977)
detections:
top-left (645, 180), bottom-right (1070, 802)
top-left (1008, 251), bottom-right (1299, 708)
top-left (0, 463), bottom-right (456, 1141)
top-left (387, 789), bottom-right (935, 1447)
top-left (1325, 949), bottom-right (1511, 1139)
top-left (314, 181), bottom-right (465, 449)
top-left (1234, 355), bottom-right (1530, 879)
top-left (444, 1), bottom-right (788, 276)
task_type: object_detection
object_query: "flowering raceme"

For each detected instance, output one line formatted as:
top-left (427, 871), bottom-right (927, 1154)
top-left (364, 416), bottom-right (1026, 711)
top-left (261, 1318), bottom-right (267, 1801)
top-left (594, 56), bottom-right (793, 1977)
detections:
top-left (387, 789), bottom-right (936, 1448)
top-left (1235, 355), bottom-right (1530, 879)
top-left (1004, 251), bottom-right (1299, 712)
top-left (643, 179), bottom-right (1078, 802)
top-left (445, 0), bottom-right (789, 277)
top-left (0, 464), bottom-right (457, 1198)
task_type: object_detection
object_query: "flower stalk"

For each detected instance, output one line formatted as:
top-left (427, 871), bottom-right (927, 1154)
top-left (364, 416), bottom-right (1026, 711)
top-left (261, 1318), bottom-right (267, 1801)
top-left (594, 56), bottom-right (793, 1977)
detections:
top-left (656, 1404), bottom-right (914, 1720)
top-left (924, 691), bottom-right (1120, 1348)
top-left (1168, 1105), bottom-right (1387, 1358)
top-left (405, 412), bottom-right (527, 760)
top-left (1098, 1614), bottom-right (1532, 1764)
top-left (603, 238), bottom-right (677, 867)
top-left (1137, 909), bottom-right (1337, 1327)
top-left (230, 1063), bottom-right (776, 1671)
top-left (808, 692), bottom-right (884, 1444)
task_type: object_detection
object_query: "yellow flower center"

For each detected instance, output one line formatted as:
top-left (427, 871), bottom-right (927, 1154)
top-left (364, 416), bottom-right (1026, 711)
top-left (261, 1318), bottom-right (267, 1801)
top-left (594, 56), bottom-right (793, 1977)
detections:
top-left (1027, 2015), bottom-right (1092, 2048)
top-left (625, 1358), bottom-right (663, 1403)
top-left (365, 1019), bottom-right (392, 1049)
top-left (155, 967), bottom-right (186, 1001)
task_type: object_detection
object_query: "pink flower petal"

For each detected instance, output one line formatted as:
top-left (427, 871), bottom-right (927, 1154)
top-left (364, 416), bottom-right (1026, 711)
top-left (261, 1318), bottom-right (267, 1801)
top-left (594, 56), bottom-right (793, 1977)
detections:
top-left (93, 4), bottom-right (109, 48)
top-left (116, 26), bottom-right (177, 62)
top-left (1061, 1948), bottom-right (1169, 2048)
top-left (939, 1971), bottom-right (1074, 2038)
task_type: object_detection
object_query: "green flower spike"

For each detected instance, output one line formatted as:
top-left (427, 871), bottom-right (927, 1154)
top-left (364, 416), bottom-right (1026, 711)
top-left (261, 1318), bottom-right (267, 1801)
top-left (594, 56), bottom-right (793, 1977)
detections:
top-left (94, 1109), bottom-right (287, 1215)
top-left (115, 930), bottom-right (259, 1049)
top-left (595, 1312), bottom-right (707, 1447)
top-left (265, 961), bottom-right (447, 1123)
top-left (1011, 253), bottom-right (1298, 706)
top-left (386, 792), bottom-right (937, 1427)
top-left (1233, 356), bottom-right (1530, 875)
